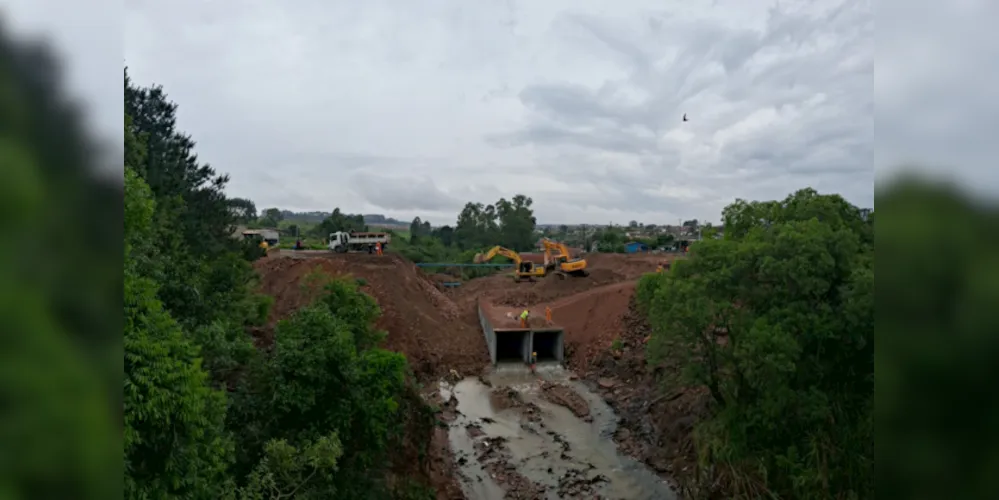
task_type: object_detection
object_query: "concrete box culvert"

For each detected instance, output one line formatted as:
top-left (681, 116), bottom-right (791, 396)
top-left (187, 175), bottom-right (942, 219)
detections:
top-left (477, 300), bottom-right (564, 365)
top-left (531, 329), bottom-right (564, 363)
top-left (495, 329), bottom-right (531, 364)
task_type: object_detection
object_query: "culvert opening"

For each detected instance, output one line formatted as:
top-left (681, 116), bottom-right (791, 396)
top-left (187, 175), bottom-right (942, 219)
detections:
top-left (532, 330), bottom-right (563, 363)
top-left (495, 330), bottom-right (529, 363)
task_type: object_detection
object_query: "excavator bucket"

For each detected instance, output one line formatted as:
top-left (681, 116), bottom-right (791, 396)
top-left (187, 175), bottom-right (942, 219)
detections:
top-left (473, 252), bottom-right (485, 264)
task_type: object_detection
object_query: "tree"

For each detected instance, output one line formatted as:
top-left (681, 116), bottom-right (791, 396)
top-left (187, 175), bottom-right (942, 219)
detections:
top-left (874, 176), bottom-right (994, 500)
top-left (495, 195), bottom-right (537, 251)
top-left (231, 279), bottom-right (409, 498)
top-left (638, 188), bottom-right (873, 499)
top-left (409, 217), bottom-right (432, 242)
top-left (229, 198), bottom-right (258, 224)
top-left (124, 167), bottom-right (233, 498)
top-left (126, 70), bottom-right (260, 332)
top-left (453, 195), bottom-right (536, 251)
top-left (259, 208), bottom-right (283, 227)
top-left (431, 225), bottom-right (455, 247)
top-left (654, 232), bottom-right (675, 248)
top-left (682, 219), bottom-right (698, 228)
top-left (312, 208), bottom-right (366, 238)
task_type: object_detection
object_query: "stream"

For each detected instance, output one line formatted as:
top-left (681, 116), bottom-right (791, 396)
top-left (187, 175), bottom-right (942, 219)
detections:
top-left (441, 363), bottom-right (675, 499)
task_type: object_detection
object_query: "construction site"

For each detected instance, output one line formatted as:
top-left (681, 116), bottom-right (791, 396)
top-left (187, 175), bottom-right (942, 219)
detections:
top-left (253, 248), bottom-right (695, 499)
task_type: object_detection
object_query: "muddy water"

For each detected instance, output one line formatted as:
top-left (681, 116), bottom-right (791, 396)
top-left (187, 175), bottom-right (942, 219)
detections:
top-left (443, 363), bottom-right (675, 499)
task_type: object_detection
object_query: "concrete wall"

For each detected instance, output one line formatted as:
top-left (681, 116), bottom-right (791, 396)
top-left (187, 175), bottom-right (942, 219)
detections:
top-left (477, 300), bottom-right (497, 364)
top-left (476, 300), bottom-right (565, 365)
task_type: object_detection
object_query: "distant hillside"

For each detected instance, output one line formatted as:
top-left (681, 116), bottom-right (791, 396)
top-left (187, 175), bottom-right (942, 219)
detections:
top-left (279, 210), bottom-right (328, 223)
top-left (279, 210), bottom-right (406, 227)
top-left (362, 214), bottom-right (407, 226)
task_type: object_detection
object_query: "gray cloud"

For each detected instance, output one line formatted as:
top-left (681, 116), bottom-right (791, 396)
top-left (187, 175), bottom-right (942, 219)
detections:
top-left (349, 171), bottom-right (463, 212)
top-left (119, 0), bottom-right (887, 224)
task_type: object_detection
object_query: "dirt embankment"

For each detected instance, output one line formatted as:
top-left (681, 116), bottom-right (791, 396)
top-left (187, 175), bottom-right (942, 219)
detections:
top-left (576, 297), bottom-right (712, 496)
top-left (253, 253), bottom-right (488, 378)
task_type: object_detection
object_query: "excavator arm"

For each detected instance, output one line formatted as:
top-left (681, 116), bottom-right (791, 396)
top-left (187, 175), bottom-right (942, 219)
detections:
top-left (540, 238), bottom-right (589, 277)
top-left (473, 245), bottom-right (544, 282)
top-left (474, 245), bottom-right (521, 264)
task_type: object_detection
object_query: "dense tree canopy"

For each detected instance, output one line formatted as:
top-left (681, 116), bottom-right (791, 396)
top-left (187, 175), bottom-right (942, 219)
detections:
top-left (453, 195), bottom-right (537, 251)
top-left (123, 72), bottom-right (433, 499)
top-left (637, 188), bottom-right (874, 499)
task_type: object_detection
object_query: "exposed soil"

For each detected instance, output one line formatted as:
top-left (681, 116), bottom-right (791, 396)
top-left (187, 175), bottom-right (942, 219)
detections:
top-left (574, 298), bottom-right (713, 497)
top-left (253, 252), bottom-right (488, 378)
top-left (539, 381), bottom-right (590, 419)
top-left (489, 387), bottom-right (523, 411)
top-left (546, 281), bottom-right (638, 372)
top-left (250, 250), bottom-right (691, 499)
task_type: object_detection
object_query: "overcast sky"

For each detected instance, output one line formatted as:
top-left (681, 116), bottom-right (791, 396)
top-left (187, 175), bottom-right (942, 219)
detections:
top-left (11, 0), bottom-right (993, 225)
top-left (117, 0), bottom-right (882, 225)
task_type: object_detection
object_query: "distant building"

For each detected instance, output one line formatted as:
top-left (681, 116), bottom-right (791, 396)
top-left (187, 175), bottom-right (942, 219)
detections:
top-left (624, 241), bottom-right (649, 253)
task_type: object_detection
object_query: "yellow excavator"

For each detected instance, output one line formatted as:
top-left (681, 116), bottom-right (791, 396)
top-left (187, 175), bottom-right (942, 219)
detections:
top-left (473, 245), bottom-right (546, 282)
top-left (540, 238), bottom-right (589, 278)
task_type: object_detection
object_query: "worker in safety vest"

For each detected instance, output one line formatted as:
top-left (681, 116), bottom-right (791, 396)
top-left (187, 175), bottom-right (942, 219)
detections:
top-left (375, 241), bottom-right (383, 256)
top-left (545, 306), bottom-right (552, 325)
top-left (530, 351), bottom-right (537, 374)
top-left (519, 309), bottom-right (529, 328)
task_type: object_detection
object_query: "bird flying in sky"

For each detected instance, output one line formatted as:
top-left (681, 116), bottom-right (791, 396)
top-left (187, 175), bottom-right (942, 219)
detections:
top-left (682, 113), bottom-right (688, 122)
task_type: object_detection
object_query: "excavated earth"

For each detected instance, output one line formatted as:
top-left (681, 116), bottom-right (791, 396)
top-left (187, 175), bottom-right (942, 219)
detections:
top-left (251, 250), bottom-right (698, 498)
top-left (254, 252), bottom-right (489, 377)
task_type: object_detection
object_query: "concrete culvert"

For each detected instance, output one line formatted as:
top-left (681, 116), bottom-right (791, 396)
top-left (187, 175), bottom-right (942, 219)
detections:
top-left (495, 330), bottom-right (530, 363)
top-left (532, 330), bottom-right (564, 363)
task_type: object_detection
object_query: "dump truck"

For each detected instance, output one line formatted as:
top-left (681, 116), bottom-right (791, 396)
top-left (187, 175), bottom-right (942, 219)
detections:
top-left (540, 238), bottom-right (589, 278)
top-left (328, 231), bottom-right (391, 253)
top-left (474, 245), bottom-right (546, 282)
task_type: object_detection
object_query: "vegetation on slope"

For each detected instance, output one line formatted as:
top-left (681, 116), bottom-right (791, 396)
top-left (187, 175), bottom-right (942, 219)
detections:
top-left (123, 71), bottom-right (434, 499)
top-left (636, 189), bottom-right (874, 499)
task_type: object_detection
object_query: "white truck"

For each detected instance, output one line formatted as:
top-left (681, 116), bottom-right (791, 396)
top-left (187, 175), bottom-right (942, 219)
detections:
top-left (328, 231), bottom-right (391, 253)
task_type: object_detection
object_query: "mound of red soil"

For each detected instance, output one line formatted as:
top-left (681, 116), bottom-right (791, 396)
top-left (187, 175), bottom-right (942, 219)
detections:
top-left (254, 253), bottom-right (488, 377)
top-left (547, 282), bottom-right (637, 371)
top-left (584, 253), bottom-right (679, 280)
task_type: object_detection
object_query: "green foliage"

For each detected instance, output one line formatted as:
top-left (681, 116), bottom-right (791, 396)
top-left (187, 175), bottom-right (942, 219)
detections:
top-left (229, 198), bottom-right (258, 224)
top-left (409, 217), bottom-right (432, 242)
top-left (232, 288), bottom-right (409, 498)
top-left (123, 75), bottom-right (434, 500)
top-left (593, 228), bottom-right (628, 253)
top-left (642, 188), bottom-right (874, 499)
top-left (238, 435), bottom-right (343, 500)
top-left (875, 176), bottom-right (999, 500)
top-left (311, 208), bottom-right (366, 238)
top-left (313, 279), bottom-right (386, 350)
top-left (610, 337), bottom-right (623, 352)
top-left (258, 208), bottom-right (283, 228)
top-left (453, 195), bottom-right (537, 251)
top-left (124, 166), bottom-right (233, 498)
